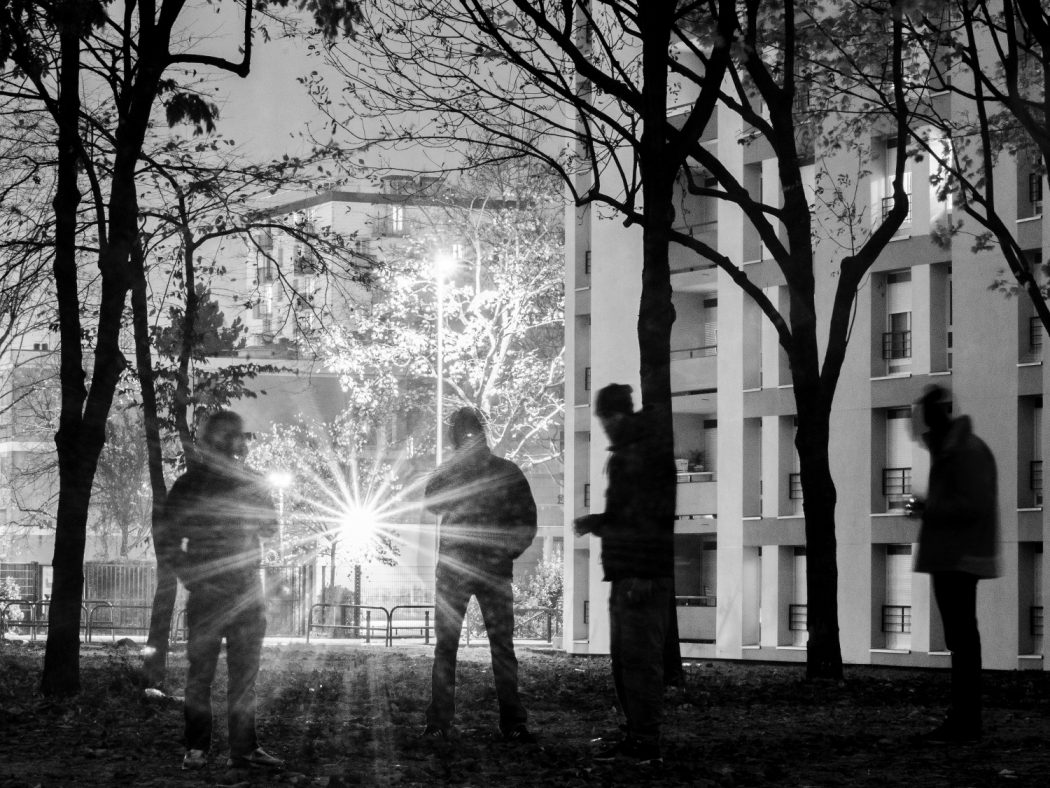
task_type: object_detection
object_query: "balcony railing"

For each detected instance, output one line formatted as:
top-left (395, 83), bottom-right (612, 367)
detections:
top-left (881, 605), bottom-right (912, 634)
top-left (881, 194), bottom-right (913, 223)
top-left (882, 330), bottom-right (912, 360)
top-left (882, 467), bottom-right (912, 510)
top-left (670, 345), bottom-right (717, 360)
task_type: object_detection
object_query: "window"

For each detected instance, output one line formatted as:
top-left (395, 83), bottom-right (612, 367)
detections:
top-left (788, 472), bottom-right (803, 500)
top-left (390, 205), bottom-right (404, 235)
top-left (883, 312), bottom-right (912, 360)
top-left (1030, 172), bottom-right (1043, 215)
top-left (583, 483), bottom-right (591, 508)
top-left (883, 545), bottom-right (913, 649)
top-left (584, 250), bottom-right (591, 275)
top-left (584, 366), bottom-right (591, 391)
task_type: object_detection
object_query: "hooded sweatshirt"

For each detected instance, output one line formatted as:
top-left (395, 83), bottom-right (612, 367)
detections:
top-left (914, 415), bottom-right (1001, 578)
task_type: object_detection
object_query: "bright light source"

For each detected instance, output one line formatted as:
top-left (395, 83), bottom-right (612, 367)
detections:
top-left (268, 470), bottom-right (293, 489)
top-left (434, 252), bottom-right (457, 277)
top-left (340, 501), bottom-right (381, 555)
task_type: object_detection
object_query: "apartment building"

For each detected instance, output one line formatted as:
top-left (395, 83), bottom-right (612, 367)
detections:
top-left (565, 101), bottom-right (1048, 670)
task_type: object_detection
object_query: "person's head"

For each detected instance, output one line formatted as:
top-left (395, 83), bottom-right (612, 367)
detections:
top-left (594, 383), bottom-right (634, 440)
top-left (913, 384), bottom-right (952, 451)
top-left (199, 410), bottom-right (248, 463)
top-left (450, 406), bottom-right (487, 450)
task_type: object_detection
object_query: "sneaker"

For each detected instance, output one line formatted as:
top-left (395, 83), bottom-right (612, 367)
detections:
top-left (594, 737), bottom-right (662, 765)
top-left (421, 724), bottom-right (451, 740)
top-left (501, 724), bottom-right (537, 744)
top-left (182, 749), bottom-right (207, 771)
top-left (226, 747), bottom-right (285, 769)
top-left (915, 721), bottom-right (981, 745)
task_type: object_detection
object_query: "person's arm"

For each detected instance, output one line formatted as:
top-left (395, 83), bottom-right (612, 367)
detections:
top-left (502, 467), bottom-right (538, 559)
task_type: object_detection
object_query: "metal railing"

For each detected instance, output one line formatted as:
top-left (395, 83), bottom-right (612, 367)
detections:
top-left (788, 604), bottom-right (808, 632)
top-left (881, 605), bottom-right (912, 634)
top-left (669, 345), bottom-right (718, 360)
top-left (304, 603), bottom-right (560, 647)
top-left (882, 330), bottom-right (912, 360)
top-left (0, 598), bottom-right (118, 642)
top-left (882, 467), bottom-right (912, 510)
top-left (1031, 316), bottom-right (1044, 353)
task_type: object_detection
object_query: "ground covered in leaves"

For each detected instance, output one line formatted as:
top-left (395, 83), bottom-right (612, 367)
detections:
top-left (2, 639), bottom-right (1050, 787)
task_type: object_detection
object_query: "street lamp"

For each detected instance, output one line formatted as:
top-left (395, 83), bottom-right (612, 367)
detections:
top-left (268, 469), bottom-right (293, 557)
top-left (434, 252), bottom-right (457, 466)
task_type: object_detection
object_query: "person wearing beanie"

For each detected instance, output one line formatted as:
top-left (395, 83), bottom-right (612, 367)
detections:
top-left (422, 406), bottom-right (538, 744)
top-left (910, 385), bottom-right (1000, 744)
top-left (575, 383), bottom-right (676, 764)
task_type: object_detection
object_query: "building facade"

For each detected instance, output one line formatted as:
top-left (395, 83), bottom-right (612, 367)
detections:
top-left (565, 102), bottom-right (1047, 671)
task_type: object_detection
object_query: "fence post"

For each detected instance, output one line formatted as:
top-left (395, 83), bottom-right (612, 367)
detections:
top-left (424, 609), bottom-right (430, 645)
top-left (365, 610), bottom-right (371, 644)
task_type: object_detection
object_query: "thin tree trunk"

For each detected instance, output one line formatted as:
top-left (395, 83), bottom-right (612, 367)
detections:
top-left (130, 237), bottom-right (176, 686)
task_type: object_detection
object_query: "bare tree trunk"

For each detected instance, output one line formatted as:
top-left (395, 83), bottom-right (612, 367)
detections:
top-left (130, 238), bottom-right (176, 687)
top-left (40, 9), bottom-right (88, 697)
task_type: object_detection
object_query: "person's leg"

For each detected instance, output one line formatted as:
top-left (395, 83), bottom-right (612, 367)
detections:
top-left (933, 571), bottom-right (981, 733)
top-left (614, 577), bottom-right (671, 745)
top-left (663, 589), bottom-right (684, 688)
top-left (426, 567), bottom-right (471, 731)
top-left (225, 601), bottom-right (268, 759)
top-left (475, 573), bottom-right (527, 733)
top-left (608, 580), bottom-right (626, 725)
top-left (184, 592), bottom-right (225, 754)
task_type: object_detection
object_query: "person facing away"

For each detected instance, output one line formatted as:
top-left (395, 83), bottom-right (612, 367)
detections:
top-left (161, 410), bottom-right (284, 772)
top-left (909, 384), bottom-right (1000, 744)
top-left (575, 383), bottom-right (676, 765)
top-left (422, 406), bottom-right (538, 743)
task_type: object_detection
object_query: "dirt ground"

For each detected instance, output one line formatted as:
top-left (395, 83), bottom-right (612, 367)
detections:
top-left (2, 639), bottom-right (1050, 787)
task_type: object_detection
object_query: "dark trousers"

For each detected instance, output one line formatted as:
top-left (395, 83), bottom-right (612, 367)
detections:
top-left (932, 571), bottom-right (982, 730)
top-left (184, 589), bottom-right (267, 756)
top-left (609, 577), bottom-right (673, 744)
top-left (426, 564), bottom-right (527, 732)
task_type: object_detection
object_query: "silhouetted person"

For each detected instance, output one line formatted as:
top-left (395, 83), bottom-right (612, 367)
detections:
top-left (575, 383), bottom-right (676, 764)
top-left (163, 411), bottom-right (284, 771)
top-left (910, 385), bottom-right (1000, 744)
top-left (423, 407), bottom-right (538, 743)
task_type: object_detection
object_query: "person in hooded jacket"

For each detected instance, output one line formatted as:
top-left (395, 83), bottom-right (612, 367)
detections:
top-left (909, 385), bottom-right (1000, 744)
top-left (161, 410), bottom-right (284, 772)
top-left (422, 406), bottom-right (538, 743)
top-left (575, 383), bottom-right (676, 764)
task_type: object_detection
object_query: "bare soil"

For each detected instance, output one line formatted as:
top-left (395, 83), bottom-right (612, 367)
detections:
top-left (2, 639), bottom-right (1049, 787)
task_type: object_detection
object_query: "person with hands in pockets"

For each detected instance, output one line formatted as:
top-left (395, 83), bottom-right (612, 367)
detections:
top-left (422, 406), bottom-right (538, 744)
top-left (161, 410), bottom-right (284, 772)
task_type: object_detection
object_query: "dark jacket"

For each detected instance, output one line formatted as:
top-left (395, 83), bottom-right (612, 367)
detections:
top-left (593, 409), bottom-right (676, 581)
top-left (424, 441), bottom-right (537, 577)
top-left (915, 415), bottom-right (1000, 578)
top-left (161, 462), bottom-right (278, 596)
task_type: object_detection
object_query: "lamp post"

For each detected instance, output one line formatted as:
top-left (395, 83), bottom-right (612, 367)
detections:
top-left (267, 470), bottom-right (293, 558)
top-left (434, 252), bottom-right (457, 466)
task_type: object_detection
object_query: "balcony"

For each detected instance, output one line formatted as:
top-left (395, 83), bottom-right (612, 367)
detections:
top-left (671, 345), bottom-right (717, 392)
top-left (676, 472), bottom-right (716, 517)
